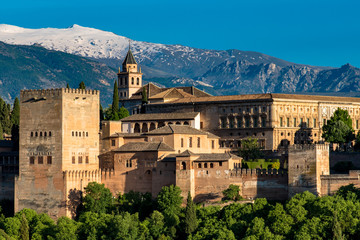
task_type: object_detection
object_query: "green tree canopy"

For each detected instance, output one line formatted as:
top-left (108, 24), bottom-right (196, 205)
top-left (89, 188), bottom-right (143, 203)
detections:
top-left (322, 108), bottom-right (354, 144)
top-left (83, 182), bottom-right (114, 214)
top-left (78, 81), bottom-right (86, 90)
top-left (184, 191), bottom-right (198, 235)
top-left (222, 184), bottom-right (242, 201)
top-left (239, 137), bottom-right (263, 161)
top-left (110, 81), bottom-right (120, 120)
top-left (142, 87), bottom-right (148, 104)
top-left (118, 106), bottom-right (129, 120)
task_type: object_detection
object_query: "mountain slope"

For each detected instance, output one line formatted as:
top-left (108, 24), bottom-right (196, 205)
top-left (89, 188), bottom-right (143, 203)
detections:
top-left (0, 41), bottom-right (116, 104)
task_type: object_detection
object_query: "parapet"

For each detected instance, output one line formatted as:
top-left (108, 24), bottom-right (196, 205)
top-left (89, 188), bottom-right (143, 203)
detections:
top-left (289, 143), bottom-right (329, 151)
top-left (229, 168), bottom-right (287, 177)
top-left (20, 88), bottom-right (99, 98)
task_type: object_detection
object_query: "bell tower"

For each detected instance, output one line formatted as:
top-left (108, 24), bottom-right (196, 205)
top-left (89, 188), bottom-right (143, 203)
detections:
top-left (118, 44), bottom-right (143, 99)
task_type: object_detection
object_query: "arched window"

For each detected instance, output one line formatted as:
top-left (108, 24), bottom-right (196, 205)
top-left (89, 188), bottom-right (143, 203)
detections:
top-left (142, 123), bottom-right (148, 133)
top-left (210, 163), bottom-right (214, 168)
top-left (184, 121), bottom-right (189, 125)
top-left (40, 132), bottom-right (43, 137)
top-left (131, 77), bottom-right (134, 85)
top-left (44, 132), bottom-right (47, 137)
top-left (158, 122), bottom-right (165, 128)
top-left (149, 122), bottom-right (156, 131)
top-left (176, 122), bottom-right (181, 125)
top-left (134, 123), bottom-right (140, 133)
top-left (204, 163), bottom-right (208, 168)
top-left (137, 78), bottom-right (139, 85)
top-left (35, 132), bottom-right (38, 137)
top-left (181, 162), bottom-right (186, 170)
top-left (198, 163), bottom-right (202, 168)
top-left (31, 132), bottom-right (33, 137)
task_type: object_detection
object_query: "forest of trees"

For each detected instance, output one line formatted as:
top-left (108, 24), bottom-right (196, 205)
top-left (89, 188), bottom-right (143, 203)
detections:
top-left (0, 96), bottom-right (19, 143)
top-left (1, 183), bottom-right (360, 239)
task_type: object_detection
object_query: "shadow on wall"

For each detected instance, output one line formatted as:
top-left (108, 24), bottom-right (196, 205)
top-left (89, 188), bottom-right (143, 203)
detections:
top-left (193, 193), bottom-right (221, 203)
top-left (278, 123), bottom-right (314, 151)
top-left (67, 189), bottom-right (83, 219)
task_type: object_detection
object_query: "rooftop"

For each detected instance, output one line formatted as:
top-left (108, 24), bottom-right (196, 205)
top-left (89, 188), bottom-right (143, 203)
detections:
top-left (113, 141), bottom-right (174, 152)
top-left (121, 112), bottom-right (199, 122)
top-left (148, 93), bottom-right (360, 105)
top-left (145, 125), bottom-right (219, 138)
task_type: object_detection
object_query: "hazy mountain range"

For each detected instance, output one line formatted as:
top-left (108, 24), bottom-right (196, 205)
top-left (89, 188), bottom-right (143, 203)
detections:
top-left (1, 24), bottom-right (360, 105)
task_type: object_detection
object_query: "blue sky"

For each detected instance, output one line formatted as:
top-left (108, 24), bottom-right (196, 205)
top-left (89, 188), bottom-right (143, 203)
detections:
top-left (1, 0), bottom-right (360, 68)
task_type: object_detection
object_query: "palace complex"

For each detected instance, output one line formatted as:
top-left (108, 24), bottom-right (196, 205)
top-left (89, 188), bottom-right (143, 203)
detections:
top-left (9, 47), bottom-right (360, 219)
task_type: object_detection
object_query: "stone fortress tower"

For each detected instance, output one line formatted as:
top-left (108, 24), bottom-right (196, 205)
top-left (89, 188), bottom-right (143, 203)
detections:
top-left (118, 45), bottom-right (143, 100)
top-left (15, 88), bottom-right (100, 218)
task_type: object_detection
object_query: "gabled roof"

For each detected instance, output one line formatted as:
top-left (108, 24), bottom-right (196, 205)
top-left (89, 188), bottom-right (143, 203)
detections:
top-left (113, 141), bottom-right (174, 152)
top-left (145, 125), bottom-right (219, 138)
top-left (121, 112), bottom-right (199, 122)
top-left (130, 83), bottom-right (212, 100)
top-left (149, 88), bottom-right (194, 100)
top-left (164, 151), bottom-right (241, 162)
top-left (122, 49), bottom-right (137, 65)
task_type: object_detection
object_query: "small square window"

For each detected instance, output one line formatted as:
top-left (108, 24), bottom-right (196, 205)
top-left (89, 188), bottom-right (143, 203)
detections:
top-left (111, 140), bottom-right (116, 146)
top-left (38, 156), bottom-right (43, 164)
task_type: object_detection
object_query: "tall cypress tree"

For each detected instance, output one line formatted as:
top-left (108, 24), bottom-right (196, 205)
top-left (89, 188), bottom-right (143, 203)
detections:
top-left (11, 98), bottom-right (20, 149)
top-left (0, 99), bottom-right (11, 134)
top-left (66, 83), bottom-right (70, 89)
top-left (100, 104), bottom-right (104, 122)
top-left (111, 81), bottom-right (120, 120)
top-left (184, 191), bottom-right (197, 235)
top-left (10, 98), bottom-right (19, 127)
top-left (20, 213), bottom-right (29, 240)
top-left (78, 81), bottom-right (86, 90)
top-left (142, 87), bottom-right (148, 104)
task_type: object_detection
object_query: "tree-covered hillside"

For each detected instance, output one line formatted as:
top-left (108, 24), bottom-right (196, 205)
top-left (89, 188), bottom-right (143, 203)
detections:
top-left (2, 183), bottom-right (360, 239)
top-left (0, 41), bottom-right (116, 105)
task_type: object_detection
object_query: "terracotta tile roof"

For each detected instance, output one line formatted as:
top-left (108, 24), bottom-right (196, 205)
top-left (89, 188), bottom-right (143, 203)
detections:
top-left (167, 151), bottom-right (241, 161)
top-left (145, 125), bottom-right (219, 137)
top-left (108, 133), bottom-right (144, 138)
top-left (149, 88), bottom-right (194, 99)
top-left (149, 93), bottom-right (360, 105)
top-left (121, 112), bottom-right (199, 122)
top-left (113, 142), bottom-right (174, 152)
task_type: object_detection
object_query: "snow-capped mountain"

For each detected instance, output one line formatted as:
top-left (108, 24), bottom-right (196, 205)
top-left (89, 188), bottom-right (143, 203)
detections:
top-left (1, 24), bottom-right (360, 100)
top-left (0, 24), bottom-right (301, 79)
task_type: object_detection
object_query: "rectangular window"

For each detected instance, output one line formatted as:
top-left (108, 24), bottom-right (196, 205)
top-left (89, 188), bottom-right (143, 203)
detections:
top-left (261, 117), bottom-right (266, 127)
top-left (293, 118), bottom-right (297, 127)
top-left (253, 117), bottom-right (258, 128)
top-left (357, 120), bottom-right (359, 129)
top-left (307, 118), bottom-right (310, 127)
top-left (313, 118), bottom-right (316, 128)
top-left (111, 140), bottom-right (116, 146)
top-left (30, 156), bottom-right (35, 165)
top-left (280, 117), bottom-right (283, 127)
top-left (72, 156), bottom-right (75, 164)
top-left (200, 122), bottom-right (203, 129)
top-left (86, 156), bottom-right (89, 164)
top-left (38, 156), bottom-right (43, 164)
top-left (219, 162), bottom-right (222, 167)
top-left (300, 118), bottom-right (303, 124)
top-left (78, 156), bottom-right (82, 164)
top-left (189, 137), bottom-right (192, 148)
top-left (245, 117), bottom-right (250, 128)
top-left (287, 118), bottom-right (290, 127)
top-left (137, 78), bottom-right (139, 85)
top-left (47, 156), bottom-right (52, 164)
top-left (197, 137), bottom-right (201, 148)
top-left (181, 138), bottom-right (184, 147)
top-left (221, 118), bottom-right (226, 128)
top-left (237, 117), bottom-right (242, 128)
top-left (212, 140), bottom-right (215, 149)
top-left (72, 131), bottom-right (74, 137)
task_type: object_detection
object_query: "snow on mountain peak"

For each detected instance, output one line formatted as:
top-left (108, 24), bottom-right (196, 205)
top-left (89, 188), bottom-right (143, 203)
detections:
top-left (0, 24), bottom-right (164, 60)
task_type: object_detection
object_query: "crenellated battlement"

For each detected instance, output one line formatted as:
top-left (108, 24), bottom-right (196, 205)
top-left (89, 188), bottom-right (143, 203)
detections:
top-left (289, 143), bottom-right (329, 151)
top-left (20, 88), bottom-right (99, 97)
top-left (64, 169), bottom-right (101, 179)
top-left (229, 168), bottom-right (287, 177)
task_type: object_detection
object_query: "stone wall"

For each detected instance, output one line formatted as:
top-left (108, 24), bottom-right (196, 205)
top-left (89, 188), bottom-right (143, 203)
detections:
top-left (320, 170), bottom-right (360, 195)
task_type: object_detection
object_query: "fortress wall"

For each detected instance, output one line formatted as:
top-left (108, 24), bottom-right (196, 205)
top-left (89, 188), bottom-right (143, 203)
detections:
top-left (330, 152), bottom-right (360, 168)
top-left (320, 170), bottom-right (360, 196)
